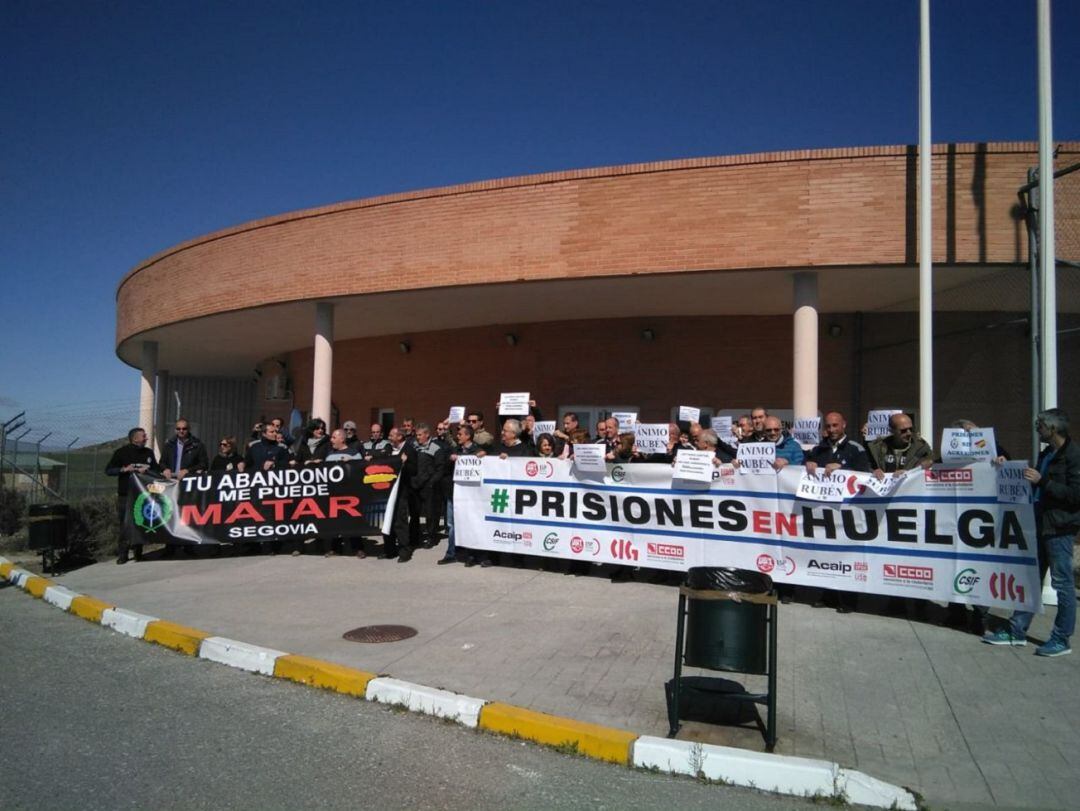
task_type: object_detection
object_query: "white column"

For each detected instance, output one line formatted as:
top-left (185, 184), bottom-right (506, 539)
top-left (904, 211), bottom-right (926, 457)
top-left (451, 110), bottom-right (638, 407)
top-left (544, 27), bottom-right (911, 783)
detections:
top-left (918, 0), bottom-right (935, 446)
top-left (312, 303), bottom-right (334, 423)
top-left (139, 341), bottom-right (157, 446)
top-left (792, 272), bottom-right (819, 420)
top-left (153, 369), bottom-right (170, 458)
top-left (1037, 0), bottom-right (1057, 410)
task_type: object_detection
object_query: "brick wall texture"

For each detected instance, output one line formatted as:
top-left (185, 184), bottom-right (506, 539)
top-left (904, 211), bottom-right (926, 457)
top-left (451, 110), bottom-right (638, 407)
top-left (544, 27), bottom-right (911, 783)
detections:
top-left (117, 142), bottom-right (1079, 346)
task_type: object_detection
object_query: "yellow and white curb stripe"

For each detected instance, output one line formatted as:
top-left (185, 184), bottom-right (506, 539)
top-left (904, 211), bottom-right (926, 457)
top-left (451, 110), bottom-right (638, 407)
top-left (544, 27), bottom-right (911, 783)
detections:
top-left (0, 555), bottom-right (915, 810)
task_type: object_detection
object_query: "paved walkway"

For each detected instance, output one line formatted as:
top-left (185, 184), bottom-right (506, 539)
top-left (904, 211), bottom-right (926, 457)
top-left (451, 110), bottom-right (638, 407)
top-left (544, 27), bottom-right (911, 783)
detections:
top-left (27, 548), bottom-right (1080, 810)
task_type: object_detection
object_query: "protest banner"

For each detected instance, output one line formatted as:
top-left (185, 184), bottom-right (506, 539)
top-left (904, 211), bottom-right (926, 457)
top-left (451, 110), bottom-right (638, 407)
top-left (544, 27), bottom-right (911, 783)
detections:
top-left (736, 442), bottom-right (776, 475)
top-left (673, 449), bottom-right (714, 482)
top-left (634, 423), bottom-right (669, 455)
top-left (996, 460), bottom-right (1032, 505)
top-left (941, 427), bottom-right (997, 464)
top-left (712, 415), bottom-right (734, 444)
top-left (678, 406), bottom-right (700, 424)
top-left (612, 411), bottom-right (638, 432)
top-left (453, 455), bottom-right (484, 483)
top-left (448, 406), bottom-right (466, 423)
top-left (793, 417), bottom-right (821, 446)
top-left (571, 443), bottom-right (606, 473)
top-left (455, 458), bottom-right (1040, 610)
top-left (124, 459), bottom-right (401, 546)
top-left (866, 409), bottom-right (903, 441)
top-left (532, 420), bottom-right (556, 438)
top-left (498, 392), bottom-right (530, 415)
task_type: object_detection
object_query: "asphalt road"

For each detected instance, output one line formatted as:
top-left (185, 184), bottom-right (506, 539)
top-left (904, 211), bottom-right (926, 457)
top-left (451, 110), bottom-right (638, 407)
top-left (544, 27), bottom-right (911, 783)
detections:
top-left (0, 582), bottom-right (828, 811)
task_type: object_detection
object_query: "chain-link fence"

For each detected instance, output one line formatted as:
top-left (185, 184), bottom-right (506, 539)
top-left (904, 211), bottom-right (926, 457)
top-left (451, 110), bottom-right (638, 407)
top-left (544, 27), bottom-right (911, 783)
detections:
top-left (1, 399), bottom-right (136, 505)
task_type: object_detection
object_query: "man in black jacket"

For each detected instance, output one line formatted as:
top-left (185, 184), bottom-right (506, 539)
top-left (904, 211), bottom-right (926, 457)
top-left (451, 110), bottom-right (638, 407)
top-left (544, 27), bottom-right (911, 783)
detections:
top-left (804, 411), bottom-right (869, 612)
top-left (408, 422), bottom-right (448, 550)
top-left (105, 427), bottom-right (159, 564)
top-left (161, 418), bottom-right (209, 480)
top-left (244, 423), bottom-right (291, 471)
top-left (984, 408), bottom-right (1080, 657)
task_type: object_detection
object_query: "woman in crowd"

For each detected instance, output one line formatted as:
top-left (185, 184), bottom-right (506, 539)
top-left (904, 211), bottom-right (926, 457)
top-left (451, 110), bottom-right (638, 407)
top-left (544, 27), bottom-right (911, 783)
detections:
top-left (210, 436), bottom-right (243, 472)
top-left (294, 418), bottom-right (330, 465)
top-left (536, 433), bottom-right (557, 458)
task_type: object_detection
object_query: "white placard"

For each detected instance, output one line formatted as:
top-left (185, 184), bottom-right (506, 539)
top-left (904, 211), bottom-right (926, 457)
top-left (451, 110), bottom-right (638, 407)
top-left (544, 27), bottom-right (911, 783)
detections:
top-left (736, 442), bottom-right (777, 475)
top-left (611, 411), bottom-right (638, 433)
top-left (941, 427), bottom-right (997, 464)
top-left (866, 409), bottom-right (903, 441)
top-left (997, 460), bottom-right (1032, 504)
top-left (532, 420), bottom-right (555, 438)
top-left (673, 449), bottom-right (714, 483)
top-left (572, 443), bottom-right (607, 473)
top-left (712, 415), bottom-right (734, 445)
top-left (634, 423), bottom-right (669, 455)
top-left (448, 406), bottom-right (466, 424)
top-left (498, 392), bottom-right (531, 416)
top-left (678, 406), bottom-right (700, 424)
top-left (793, 417), bottom-right (821, 446)
top-left (453, 455), bottom-right (484, 483)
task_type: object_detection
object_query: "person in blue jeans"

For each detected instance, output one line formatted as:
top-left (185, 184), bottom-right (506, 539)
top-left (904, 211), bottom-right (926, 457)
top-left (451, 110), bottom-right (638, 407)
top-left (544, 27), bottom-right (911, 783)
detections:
top-left (984, 408), bottom-right (1079, 657)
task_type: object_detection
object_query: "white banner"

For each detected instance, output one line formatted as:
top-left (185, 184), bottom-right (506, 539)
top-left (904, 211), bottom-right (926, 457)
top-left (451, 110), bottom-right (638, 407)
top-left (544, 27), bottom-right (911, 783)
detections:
top-left (455, 459), bottom-right (1040, 610)
top-left (793, 417), bottom-right (821, 446)
top-left (612, 411), bottom-right (637, 433)
top-left (678, 406), bottom-right (701, 424)
top-left (736, 442), bottom-right (776, 475)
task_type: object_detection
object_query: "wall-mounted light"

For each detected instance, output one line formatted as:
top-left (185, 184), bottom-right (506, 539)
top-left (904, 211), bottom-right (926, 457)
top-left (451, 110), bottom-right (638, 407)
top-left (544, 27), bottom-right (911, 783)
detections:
top-left (641, 328), bottom-right (656, 342)
top-left (828, 324), bottom-right (843, 338)
top-left (398, 341), bottom-right (411, 354)
top-left (505, 333), bottom-right (519, 347)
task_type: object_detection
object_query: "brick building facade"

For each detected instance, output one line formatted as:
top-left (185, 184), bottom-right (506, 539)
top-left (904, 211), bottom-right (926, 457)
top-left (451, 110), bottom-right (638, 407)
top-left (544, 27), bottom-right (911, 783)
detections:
top-left (116, 142), bottom-right (1080, 454)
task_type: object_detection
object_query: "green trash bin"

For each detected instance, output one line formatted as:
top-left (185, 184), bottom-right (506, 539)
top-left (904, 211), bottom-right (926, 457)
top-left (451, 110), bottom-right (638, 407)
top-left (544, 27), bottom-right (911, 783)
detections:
top-left (684, 595), bottom-right (769, 673)
top-left (28, 503), bottom-right (70, 551)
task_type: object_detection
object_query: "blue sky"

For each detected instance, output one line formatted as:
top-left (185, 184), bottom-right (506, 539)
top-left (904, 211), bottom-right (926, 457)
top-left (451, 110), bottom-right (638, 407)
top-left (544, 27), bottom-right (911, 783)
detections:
top-left (1, 0), bottom-right (1077, 445)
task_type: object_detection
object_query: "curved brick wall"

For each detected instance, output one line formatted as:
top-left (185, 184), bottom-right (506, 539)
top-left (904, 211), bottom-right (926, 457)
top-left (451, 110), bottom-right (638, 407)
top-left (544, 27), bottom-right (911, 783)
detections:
top-left (116, 142), bottom-right (1077, 350)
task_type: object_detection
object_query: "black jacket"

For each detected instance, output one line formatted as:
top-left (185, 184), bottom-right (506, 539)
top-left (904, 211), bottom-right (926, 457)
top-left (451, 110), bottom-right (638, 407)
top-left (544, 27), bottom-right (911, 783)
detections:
top-left (807, 436), bottom-right (871, 472)
top-left (105, 444), bottom-right (159, 496)
top-left (295, 435), bottom-right (330, 465)
top-left (161, 435), bottom-right (208, 475)
top-left (1034, 438), bottom-right (1080, 536)
top-left (410, 440), bottom-right (449, 491)
top-left (244, 437), bottom-right (290, 471)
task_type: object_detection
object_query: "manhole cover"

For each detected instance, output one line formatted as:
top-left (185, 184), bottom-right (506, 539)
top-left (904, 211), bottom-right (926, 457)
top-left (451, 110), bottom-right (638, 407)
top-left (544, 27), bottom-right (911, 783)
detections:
top-left (343, 625), bottom-right (418, 643)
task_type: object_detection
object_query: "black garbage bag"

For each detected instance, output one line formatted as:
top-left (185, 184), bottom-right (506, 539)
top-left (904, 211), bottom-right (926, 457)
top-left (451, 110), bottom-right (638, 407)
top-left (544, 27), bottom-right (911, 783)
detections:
top-left (685, 566), bottom-right (772, 593)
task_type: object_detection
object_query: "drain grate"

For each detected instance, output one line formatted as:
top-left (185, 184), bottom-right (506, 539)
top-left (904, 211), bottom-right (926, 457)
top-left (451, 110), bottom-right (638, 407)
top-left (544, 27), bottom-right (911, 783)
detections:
top-left (343, 624), bottom-right (418, 643)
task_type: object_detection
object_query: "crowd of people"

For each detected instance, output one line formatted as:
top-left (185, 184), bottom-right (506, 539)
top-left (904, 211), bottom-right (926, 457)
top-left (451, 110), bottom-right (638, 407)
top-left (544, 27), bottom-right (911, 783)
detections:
top-left (106, 403), bottom-right (1078, 657)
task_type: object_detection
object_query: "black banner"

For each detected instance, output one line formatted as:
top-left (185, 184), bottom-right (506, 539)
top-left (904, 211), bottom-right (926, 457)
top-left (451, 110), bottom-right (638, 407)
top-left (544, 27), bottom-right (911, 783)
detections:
top-left (123, 459), bottom-right (400, 545)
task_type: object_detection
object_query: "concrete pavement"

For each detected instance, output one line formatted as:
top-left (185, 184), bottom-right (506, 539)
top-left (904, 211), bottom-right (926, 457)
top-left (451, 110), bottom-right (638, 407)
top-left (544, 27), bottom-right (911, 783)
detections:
top-left (5, 546), bottom-right (1077, 810)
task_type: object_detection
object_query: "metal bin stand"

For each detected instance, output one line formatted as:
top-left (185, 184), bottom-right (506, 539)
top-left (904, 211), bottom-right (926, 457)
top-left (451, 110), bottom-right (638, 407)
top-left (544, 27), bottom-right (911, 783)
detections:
top-left (666, 585), bottom-right (778, 750)
top-left (27, 502), bottom-right (70, 575)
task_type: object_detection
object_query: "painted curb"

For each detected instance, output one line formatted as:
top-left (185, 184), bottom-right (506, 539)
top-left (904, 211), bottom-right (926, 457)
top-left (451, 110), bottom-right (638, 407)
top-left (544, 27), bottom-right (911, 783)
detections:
top-left (101, 607), bottom-right (160, 639)
top-left (273, 654), bottom-right (376, 698)
top-left (838, 767), bottom-right (918, 810)
top-left (630, 736), bottom-right (917, 809)
top-left (366, 677), bottom-right (486, 728)
top-left (3, 570), bottom-right (918, 808)
top-left (634, 736), bottom-right (836, 794)
top-left (9, 568), bottom-right (34, 588)
top-left (69, 595), bottom-right (113, 623)
top-left (144, 620), bottom-right (211, 656)
top-left (199, 636), bottom-right (287, 675)
top-left (479, 701), bottom-right (637, 765)
top-left (24, 576), bottom-right (53, 598)
top-left (43, 585), bottom-right (80, 611)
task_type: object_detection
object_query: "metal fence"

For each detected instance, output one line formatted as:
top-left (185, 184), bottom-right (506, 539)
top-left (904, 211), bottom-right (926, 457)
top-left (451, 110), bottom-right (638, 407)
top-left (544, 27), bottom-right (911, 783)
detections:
top-left (1, 401), bottom-right (136, 505)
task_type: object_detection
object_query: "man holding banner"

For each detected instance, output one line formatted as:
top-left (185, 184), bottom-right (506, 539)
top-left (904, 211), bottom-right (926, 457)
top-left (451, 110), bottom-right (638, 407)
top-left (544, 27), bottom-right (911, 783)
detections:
top-left (984, 408), bottom-right (1080, 657)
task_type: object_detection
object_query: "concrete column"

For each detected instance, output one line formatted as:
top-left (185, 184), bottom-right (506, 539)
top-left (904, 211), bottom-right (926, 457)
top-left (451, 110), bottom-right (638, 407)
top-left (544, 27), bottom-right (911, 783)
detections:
top-left (792, 272), bottom-right (819, 420)
top-left (154, 369), bottom-right (170, 458)
top-left (139, 341), bottom-right (157, 447)
top-left (312, 303), bottom-right (334, 423)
